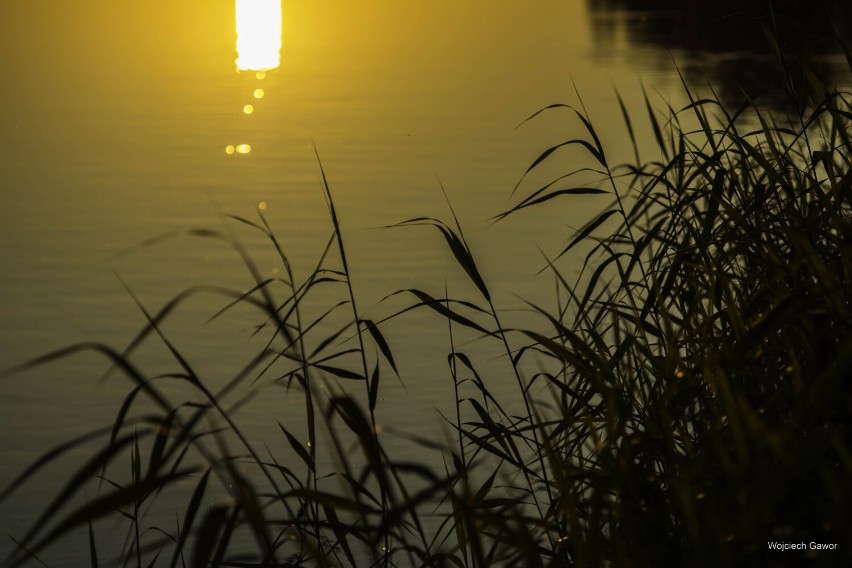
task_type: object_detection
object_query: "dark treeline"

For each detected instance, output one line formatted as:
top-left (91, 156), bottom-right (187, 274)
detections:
top-left (588, 0), bottom-right (851, 111)
top-left (588, 0), bottom-right (850, 53)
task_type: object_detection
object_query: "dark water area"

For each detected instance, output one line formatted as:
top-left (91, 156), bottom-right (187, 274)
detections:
top-left (588, 0), bottom-right (852, 111)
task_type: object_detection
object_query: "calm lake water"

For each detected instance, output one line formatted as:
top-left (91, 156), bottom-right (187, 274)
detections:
top-left (1, 0), bottom-right (849, 564)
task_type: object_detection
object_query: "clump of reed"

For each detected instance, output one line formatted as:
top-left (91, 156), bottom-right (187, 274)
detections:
top-left (494, 75), bottom-right (852, 566)
top-left (2, 37), bottom-right (851, 568)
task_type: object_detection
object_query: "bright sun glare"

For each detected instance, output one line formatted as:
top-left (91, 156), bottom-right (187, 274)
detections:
top-left (235, 0), bottom-right (282, 71)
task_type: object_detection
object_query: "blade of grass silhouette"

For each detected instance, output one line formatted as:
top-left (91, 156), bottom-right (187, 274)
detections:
top-left (313, 142), bottom-right (391, 566)
top-left (6, 537), bottom-right (52, 568)
top-left (87, 518), bottom-right (98, 568)
top-left (496, 187), bottom-right (609, 221)
top-left (382, 289), bottom-right (496, 338)
top-left (166, 469), bottom-right (210, 568)
top-left (615, 87), bottom-right (641, 166)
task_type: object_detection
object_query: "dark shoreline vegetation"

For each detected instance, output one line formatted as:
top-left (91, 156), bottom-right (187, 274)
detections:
top-left (3, 29), bottom-right (852, 568)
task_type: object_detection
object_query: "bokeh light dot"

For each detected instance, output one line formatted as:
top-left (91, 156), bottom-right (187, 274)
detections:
top-left (225, 145), bottom-right (235, 154)
top-left (236, 144), bottom-right (252, 154)
top-left (244, 104), bottom-right (254, 114)
top-left (253, 89), bottom-right (264, 99)
top-left (255, 71), bottom-right (266, 80)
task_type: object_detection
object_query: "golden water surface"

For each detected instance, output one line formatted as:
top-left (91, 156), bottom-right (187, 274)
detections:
top-left (1, 1), bottom-right (848, 564)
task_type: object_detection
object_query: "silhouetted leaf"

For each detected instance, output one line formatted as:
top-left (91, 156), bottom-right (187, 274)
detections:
top-left (280, 424), bottom-right (314, 473)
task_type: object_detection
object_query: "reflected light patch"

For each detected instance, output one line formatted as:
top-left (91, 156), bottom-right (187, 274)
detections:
top-left (236, 0), bottom-right (282, 71)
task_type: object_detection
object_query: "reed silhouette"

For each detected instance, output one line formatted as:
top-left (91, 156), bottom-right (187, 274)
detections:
top-left (2, 18), bottom-right (851, 568)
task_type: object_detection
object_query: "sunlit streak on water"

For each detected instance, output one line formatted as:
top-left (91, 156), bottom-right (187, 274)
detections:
top-left (235, 0), bottom-right (282, 71)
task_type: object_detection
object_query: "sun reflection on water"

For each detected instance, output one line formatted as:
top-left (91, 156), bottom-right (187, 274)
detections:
top-left (225, 144), bottom-right (253, 155)
top-left (235, 0), bottom-right (282, 71)
top-left (227, 2), bottom-right (281, 158)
